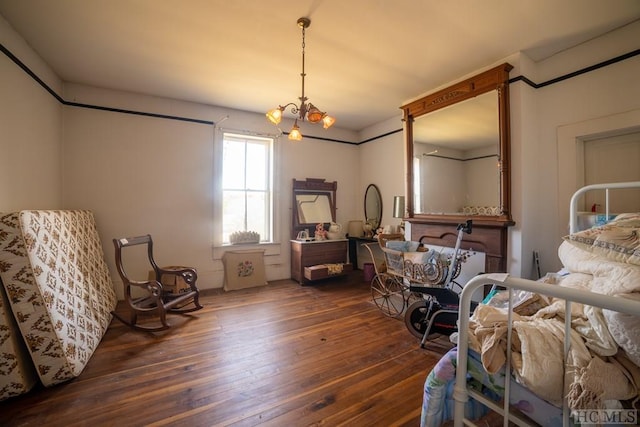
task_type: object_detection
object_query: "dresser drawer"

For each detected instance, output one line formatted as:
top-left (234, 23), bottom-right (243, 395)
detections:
top-left (291, 240), bottom-right (348, 284)
top-left (304, 243), bottom-right (346, 262)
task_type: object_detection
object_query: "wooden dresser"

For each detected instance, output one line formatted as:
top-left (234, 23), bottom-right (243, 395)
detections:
top-left (290, 239), bottom-right (350, 284)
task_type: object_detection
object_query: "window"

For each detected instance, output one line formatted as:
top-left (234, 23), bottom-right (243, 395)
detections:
top-left (221, 133), bottom-right (274, 244)
top-left (413, 156), bottom-right (421, 212)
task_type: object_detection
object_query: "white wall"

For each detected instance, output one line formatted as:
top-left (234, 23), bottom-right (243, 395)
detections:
top-left (61, 102), bottom-right (218, 295)
top-left (358, 115), bottom-right (405, 230)
top-left (465, 146), bottom-right (500, 208)
top-left (518, 21), bottom-right (640, 276)
top-left (0, 15), bottom-right (62, 210)
top-left (60, 83), bottom-right (361, 297)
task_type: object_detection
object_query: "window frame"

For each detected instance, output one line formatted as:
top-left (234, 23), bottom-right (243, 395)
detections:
top-left (212, 129), bottom-right (281, 259)
top-left (221, 132), bottom-right (274, 244)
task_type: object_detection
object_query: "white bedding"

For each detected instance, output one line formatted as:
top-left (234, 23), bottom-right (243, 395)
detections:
top-left (467, 215), bottom-right (640, 410)
top-left (558, 241), bottom-right (640, 365)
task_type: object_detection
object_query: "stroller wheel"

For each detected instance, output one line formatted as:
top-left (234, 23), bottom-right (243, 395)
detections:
top-left (371, 273), bottom-right (405, 318)
top-left (404, 299), bottom-right (435, 339)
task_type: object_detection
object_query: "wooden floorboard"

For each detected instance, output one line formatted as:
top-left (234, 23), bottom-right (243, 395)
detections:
top-left (0, 272), bottom-right (453, 426)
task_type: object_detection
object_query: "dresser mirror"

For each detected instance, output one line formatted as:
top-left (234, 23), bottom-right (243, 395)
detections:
top-left (364, 184), bottom-right (383, 230)
top-left (292, 178), bottom-right (337, 239)
top-left (402, 63), bottom-right (513, 224)
top-left (296, 194), bottom-right (332, 224)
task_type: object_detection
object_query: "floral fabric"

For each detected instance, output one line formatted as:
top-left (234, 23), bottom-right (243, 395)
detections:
top-left (0, 276), bottom-right (38, 400)
top-left (421, 347), bottom-right (563, 427)
top-left (0, 210), bottom-right (116, 388)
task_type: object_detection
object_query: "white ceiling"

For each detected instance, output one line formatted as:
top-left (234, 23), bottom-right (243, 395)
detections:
top-left (1, 0), bottom-right (639, 132)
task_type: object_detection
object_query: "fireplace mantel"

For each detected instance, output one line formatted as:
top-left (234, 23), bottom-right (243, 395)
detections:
top-left (407, 217), bottom-right (513, 273)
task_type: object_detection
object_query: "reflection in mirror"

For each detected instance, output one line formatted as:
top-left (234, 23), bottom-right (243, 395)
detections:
top-left (413, 91), bottom-right (500, 215)
top-left (402, 63), bottom-right (513, 223)
top-left (364, 184), bottom-right (382, 230)
top-left (291, 178), bottom-right (337, 239)
top-left (296, 194), bottom-right (333, 223)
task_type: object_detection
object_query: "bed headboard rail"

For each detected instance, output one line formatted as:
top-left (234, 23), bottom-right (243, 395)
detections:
top-left (569, 181), bottom-right (640, 233)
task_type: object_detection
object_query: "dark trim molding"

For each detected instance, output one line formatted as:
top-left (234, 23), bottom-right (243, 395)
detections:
top-left (359, 128), bottom-right (403, 144)
top-left (423, 153), bottom-right (498, 162)
top-left (1, 43), bottom-right (214, 126)
top-left (1, 43), bottom-right (65, 103)
top-left (282, 130), bottom-right (359, 145)
top-left (509, 48), bottom-right (640, 88)
top-left (65, 100), bottom-right (214, 125)
top-left (1, 42), bottom-right (361, 144)
top-left (2, 42), bottom-right (638, 145)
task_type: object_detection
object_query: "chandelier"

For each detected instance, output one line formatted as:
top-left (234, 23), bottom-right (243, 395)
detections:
top-left (266, 17), bottom-right (335, 141)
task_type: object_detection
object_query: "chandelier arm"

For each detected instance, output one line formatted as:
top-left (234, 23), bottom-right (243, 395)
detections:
top-left (279, 102), bottom-right (300, 116)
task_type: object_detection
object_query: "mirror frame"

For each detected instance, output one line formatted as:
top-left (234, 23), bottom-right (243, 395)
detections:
top-left (364, 183), bottom-right (383, 230)
top-left (291, 178), bottom-right (337, 239)
top-left (401, 63), bottom-right (514, 225)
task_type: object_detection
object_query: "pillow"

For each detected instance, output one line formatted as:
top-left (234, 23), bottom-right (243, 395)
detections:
top-left (610, 212), bottom-right (640, 227)
top-left (563, 215), bottom-right (640, 266)
top-left (385, 240), bottom-right (420, 252)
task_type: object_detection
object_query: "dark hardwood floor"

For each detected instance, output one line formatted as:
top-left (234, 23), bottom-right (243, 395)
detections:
top-left (0, 271), bottom-right (453, 426)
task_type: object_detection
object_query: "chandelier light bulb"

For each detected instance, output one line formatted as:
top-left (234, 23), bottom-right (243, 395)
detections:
top-left (266, 107), bottom-right (283, 125)
top-left (306, 104), bottom-right (324, 123)
top-left (322, 115), bottom-right (336, 129)
top-left (288, 121), bottom-right (302, 141)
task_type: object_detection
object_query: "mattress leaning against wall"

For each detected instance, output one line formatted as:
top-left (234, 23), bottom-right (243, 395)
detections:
top-left (0, 274), bottom-right (38, 401)
top-left (0, 210), bottom-right (117, 397)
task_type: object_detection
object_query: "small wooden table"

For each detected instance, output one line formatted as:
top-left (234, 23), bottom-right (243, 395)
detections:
top-left (347, 236), bottom-right (377, 269)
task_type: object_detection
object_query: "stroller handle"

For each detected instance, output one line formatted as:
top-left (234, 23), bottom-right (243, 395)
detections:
top-left (445, 220), bottom-right (473, 286)
top-left (457, 219), bottom-right (473, 234)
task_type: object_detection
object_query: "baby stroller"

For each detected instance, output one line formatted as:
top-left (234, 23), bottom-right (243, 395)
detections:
top-left (404, 220), bottom-right (478, 348)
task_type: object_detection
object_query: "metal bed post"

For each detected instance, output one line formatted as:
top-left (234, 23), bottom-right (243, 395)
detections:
top-left (569, 181), bottom-right (640, 233)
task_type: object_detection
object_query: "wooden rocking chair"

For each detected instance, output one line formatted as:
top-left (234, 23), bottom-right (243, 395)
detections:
top-left (112, 234), bottom-right (203, 331)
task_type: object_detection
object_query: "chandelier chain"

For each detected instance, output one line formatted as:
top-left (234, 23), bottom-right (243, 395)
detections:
top-left (300, 23), bottom-right (307, 107)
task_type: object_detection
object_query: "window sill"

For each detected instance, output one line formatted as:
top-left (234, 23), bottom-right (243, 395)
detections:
top-left (212, 242), bottom-right (282, 260)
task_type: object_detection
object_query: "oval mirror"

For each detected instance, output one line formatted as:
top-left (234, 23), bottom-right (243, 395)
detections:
top-left (364, 184), bottom-right (382, 231)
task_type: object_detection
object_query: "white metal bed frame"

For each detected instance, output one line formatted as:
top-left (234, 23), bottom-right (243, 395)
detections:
top-left (453, 181), bottom-right (640, 427)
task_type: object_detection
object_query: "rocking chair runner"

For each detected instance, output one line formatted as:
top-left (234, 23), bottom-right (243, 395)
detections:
top-left (112, 234), bottom-right (203, 331)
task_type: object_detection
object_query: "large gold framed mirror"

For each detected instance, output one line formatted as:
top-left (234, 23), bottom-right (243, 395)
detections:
top-left (402, 63), bottom-right (513, 226)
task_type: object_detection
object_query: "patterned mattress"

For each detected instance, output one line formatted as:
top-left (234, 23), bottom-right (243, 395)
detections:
top-left (0, 276), bottom-right (37, 401)
top-left (0, 210), bottom-right (117, 393)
